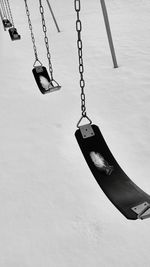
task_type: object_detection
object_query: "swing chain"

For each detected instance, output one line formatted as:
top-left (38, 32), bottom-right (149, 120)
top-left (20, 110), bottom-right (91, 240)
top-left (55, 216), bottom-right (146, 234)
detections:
top-left (4, 0), bottom-right (13, 25)
top-left (75, 0), bottom-right (92, 127)
top-left (24, 0), bottom-right (40, 64)
top-left (39, 0), bottom-right (53, 80)
top-left (0, 0), bottom-right (7, 18)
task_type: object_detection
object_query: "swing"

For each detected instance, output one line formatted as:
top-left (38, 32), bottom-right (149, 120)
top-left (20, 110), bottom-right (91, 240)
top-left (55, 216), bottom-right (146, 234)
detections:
top-left (24, 0), bottom-right (61, 94)
top-left (3, 18), bottom-right (12, 28)
top-left (0, 10), bottom-right (10, 31)
top-left (0, 0), bottom-right (12, 30)
top-left (9, 27), bottom-right (21, 40)
top-left (1, 0), bottom-right (21, 39)
top-left (74, 0), bottom-right (150, 220)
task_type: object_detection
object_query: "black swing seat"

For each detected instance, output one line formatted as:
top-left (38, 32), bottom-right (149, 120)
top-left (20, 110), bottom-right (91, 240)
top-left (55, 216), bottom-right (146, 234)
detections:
top-left (32, 65), bottom-right (61, 94)
top-left (8, 27), bottom-right (21, 41)
top-left (2, 18), bottom-right (12, 28)
top-left (75, 124), bottom-right (150, 220)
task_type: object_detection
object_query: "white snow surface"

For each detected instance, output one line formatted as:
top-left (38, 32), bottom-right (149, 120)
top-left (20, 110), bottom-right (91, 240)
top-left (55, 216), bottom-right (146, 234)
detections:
top-left (0, 0), bottom-right (150, 266)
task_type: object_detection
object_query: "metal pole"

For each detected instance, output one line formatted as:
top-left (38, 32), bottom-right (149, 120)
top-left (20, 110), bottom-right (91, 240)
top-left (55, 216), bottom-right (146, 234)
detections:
top-left (100, 0), bottom-right (118, 68)
top-left (45, 0), bottom-right (60, 33)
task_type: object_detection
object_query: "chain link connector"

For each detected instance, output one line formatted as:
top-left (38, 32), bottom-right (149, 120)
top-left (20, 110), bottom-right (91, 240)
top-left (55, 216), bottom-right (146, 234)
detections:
top-left (33, 59), bottom-right (43, 68)
top-left (77, 114), bottom-right (92, 128)
top-left (79, 123), bottom-right (95, 139)
top-left (132, 202), bottom-right (150, 220)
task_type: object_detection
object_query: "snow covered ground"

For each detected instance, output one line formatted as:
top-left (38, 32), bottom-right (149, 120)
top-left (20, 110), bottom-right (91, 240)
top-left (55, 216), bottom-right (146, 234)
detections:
top-left (0, 0), bottom-right (150, 266)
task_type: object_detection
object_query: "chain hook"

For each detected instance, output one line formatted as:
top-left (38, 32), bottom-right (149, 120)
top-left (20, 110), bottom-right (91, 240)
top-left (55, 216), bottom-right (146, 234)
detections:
top-left (77, 114), bottom-right (92, 128)
top-left (33, 59), bottom-right (43, 67)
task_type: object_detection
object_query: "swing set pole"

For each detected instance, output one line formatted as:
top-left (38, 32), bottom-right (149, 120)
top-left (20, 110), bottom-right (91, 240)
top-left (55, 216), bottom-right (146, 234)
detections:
top-left (100, 0), bottom-right (118, 68)
top-left (45, 0), bottom-right (60, 33)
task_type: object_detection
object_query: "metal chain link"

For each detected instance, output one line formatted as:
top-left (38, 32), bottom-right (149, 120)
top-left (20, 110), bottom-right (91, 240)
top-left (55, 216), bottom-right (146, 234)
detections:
top-left (5, 0), bottom-right (14, 26)
top-left (24, 0), bottom-right (41, 65)
top-left (74, 0), bottom-right (92, 126)
top-left (4, 0), bottom-right (11, 22)
top-left (0, 0), bottom-right (7, 18)
top-left (0, 7), bottom-right (3, 23)
top-left (39, 0), bottom-right (53, 80)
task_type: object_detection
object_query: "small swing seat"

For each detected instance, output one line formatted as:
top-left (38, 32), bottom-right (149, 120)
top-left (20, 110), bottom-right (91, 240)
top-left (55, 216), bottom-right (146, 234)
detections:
top-left (32, 65), bottom-right (61, 94)
top-left (8, 27), bottom-right (21, 41)
top-left (2, 18), bottom-right (12, 28)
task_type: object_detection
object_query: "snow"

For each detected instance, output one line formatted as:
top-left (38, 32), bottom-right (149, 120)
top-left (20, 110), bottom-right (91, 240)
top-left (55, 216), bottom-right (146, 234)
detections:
top-left (0, 0), bottom-right (150, 266)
